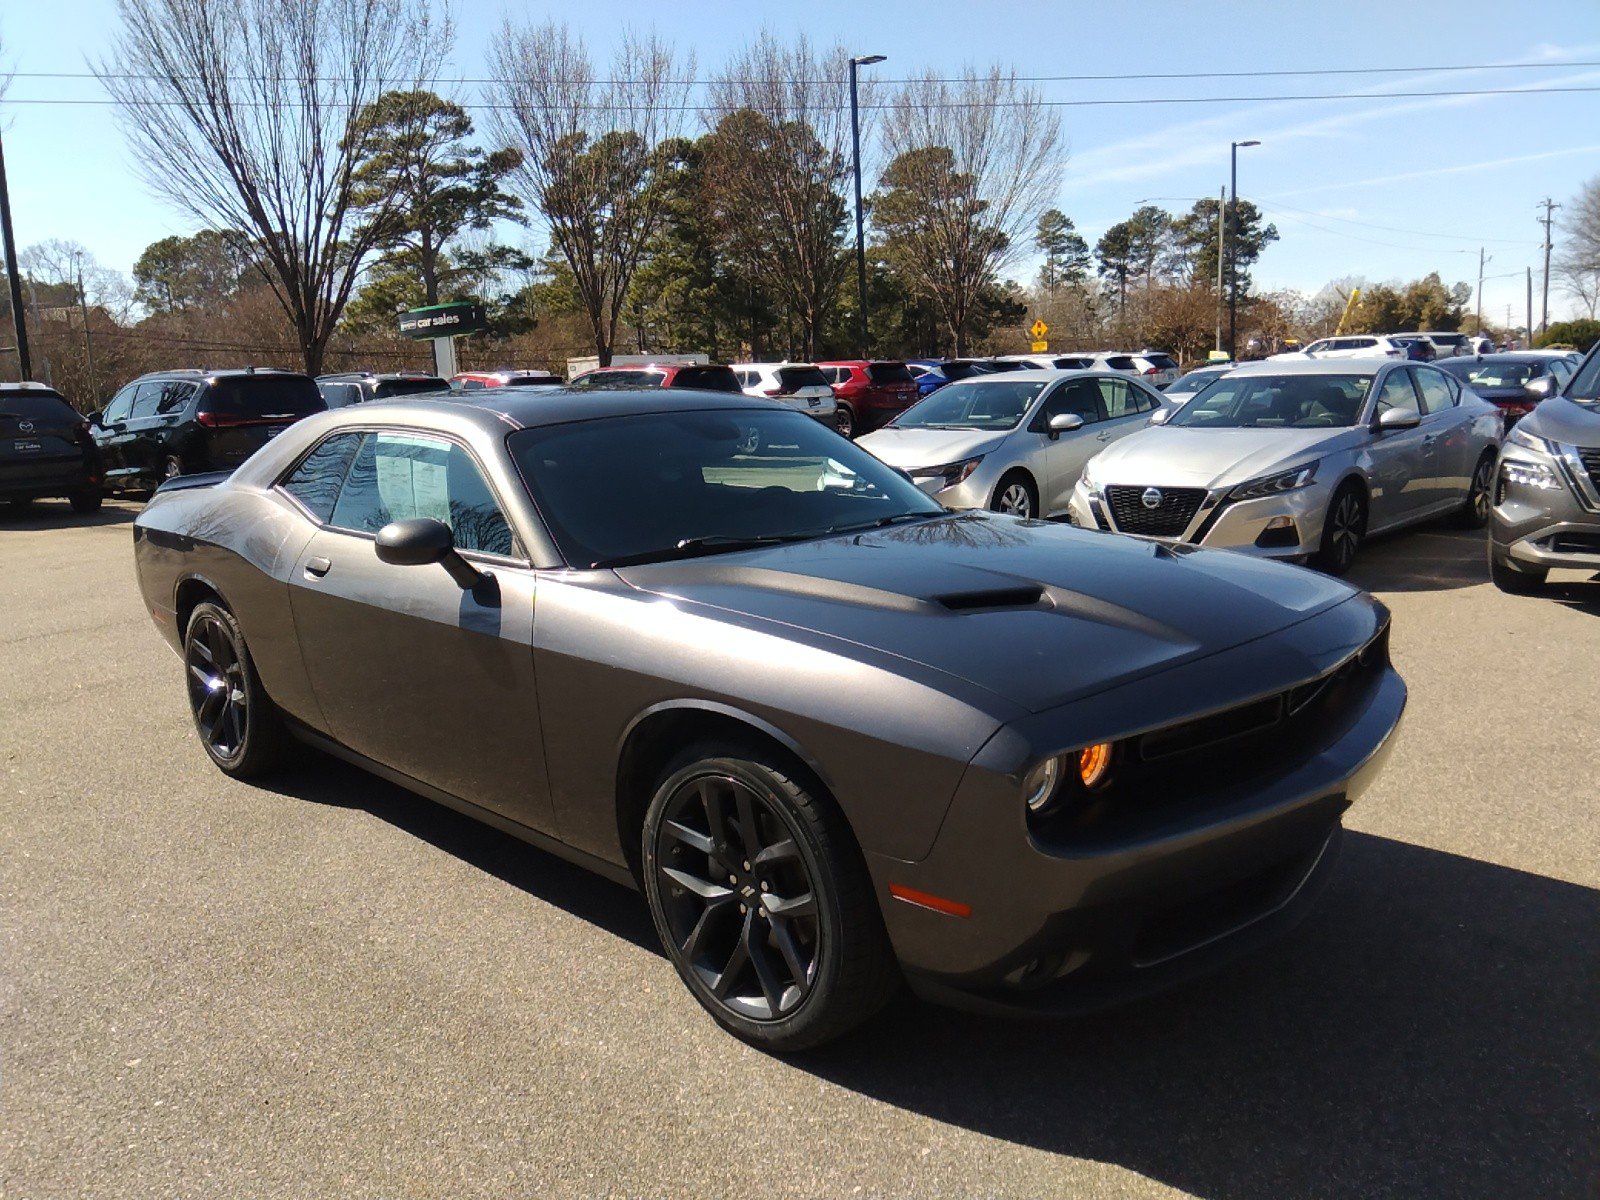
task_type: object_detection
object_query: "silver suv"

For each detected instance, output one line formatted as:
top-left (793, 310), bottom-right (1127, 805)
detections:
top-left (1488, 344), bottom-right (1600, 592)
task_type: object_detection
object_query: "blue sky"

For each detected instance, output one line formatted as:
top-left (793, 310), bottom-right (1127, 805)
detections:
top-left (3, 0), bottom-right (1598, 324)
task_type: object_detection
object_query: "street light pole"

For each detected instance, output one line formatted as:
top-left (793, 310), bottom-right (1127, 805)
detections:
top-left (1214, 186), bottom-right (1225, 354)
top-left (849, 54), bottom-right (886, 359)
top-left (1228, 139), bottom-right (1259, 358)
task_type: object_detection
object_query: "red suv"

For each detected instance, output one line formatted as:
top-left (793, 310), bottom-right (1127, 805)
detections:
top-left (815, 361), bottom-right (919, 437)
top-left (451, 370), bottom-right (563, 390)
top-left (567, 363), bottom-right (744, 393)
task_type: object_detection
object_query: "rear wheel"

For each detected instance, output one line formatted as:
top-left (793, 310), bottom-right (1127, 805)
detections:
top-left (183, 601), bottom-right (291, 778)
top-left (163, 455), bottom-right (183, 482)
top-left (641, 742), bottom-right (897, 1052)
top-left (991, 471), bottom-right (1038, 519)
top-left (1315, 483), bottom-right (1366, 575)
top-left (1489, 552), bottom-right (1546, 594)
top-left (6, 497), bottom-right (34, 511)
top-left (834, 403), bottom-right (856, 439)
top-left (68, 488), bottom-right (103, 514)
top-left (1455, 450), bottom-right (1495, 529)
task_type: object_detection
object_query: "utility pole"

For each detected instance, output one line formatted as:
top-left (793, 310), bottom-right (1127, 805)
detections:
top-left (848, 54), bottom-right (886, 359)
top-left (1526, 267), bottom-right (1535, 351)
top-left (1538, 197), bottom-right (1559, 335)
top-left (1476, 248), bottom-right (1490, 332)
top-left (72, 250), bottom-right (96, 398)
top-left (1214, 186), bottom-right (1225, 353)
top-left (0, 131), bottom-right (32, 381)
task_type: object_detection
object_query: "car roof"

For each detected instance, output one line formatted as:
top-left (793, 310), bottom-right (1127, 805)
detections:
top-left (1438, 351), bottom-right (1569, 362)
top-left (928, 368), bottom-right (1134, 384)
top-left (728, 361), bottom-right (820, 370)
top-left (369, 386), bottom-right (774, 431)
top-left (1231, 357), bottom-right (1400, 376)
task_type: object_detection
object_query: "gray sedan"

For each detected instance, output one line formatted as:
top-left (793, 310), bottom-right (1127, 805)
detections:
top-left (1068, 358), bottom-right (1503, 573)
top-left (856, 370), bottom-right (1172, 519)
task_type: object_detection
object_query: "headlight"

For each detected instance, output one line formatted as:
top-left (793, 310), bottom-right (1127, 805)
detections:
top-left (1022, 742), bottom-right (1115, 813)
top-left (1501, 459), bottom-right (1560, 490)
top-left (1507, 426), bottom-right (1556, 455)
top-left (1021, 756), bottom-right (1062, 811)
top-left (1229, 461), bottom-right (1319, 502)
top-left (1079, 460), bottom-right (1100, 493)
top-left (913, 455), bottom-right (984, 488)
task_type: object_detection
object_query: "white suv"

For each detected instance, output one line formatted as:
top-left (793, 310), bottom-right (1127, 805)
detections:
top-left (730, 363), bottom-right (839, 425)
top-left (1270, 335), bottom-right (1406, 361)
top-left (1084, 351), bottom-right (1180, 389)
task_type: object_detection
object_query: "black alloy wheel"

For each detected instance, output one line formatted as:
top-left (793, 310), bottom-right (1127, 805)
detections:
top-left (183, 602), bottom-right (289, 778)
top-left (834, 404), bottom-right (856, 439)
top-left (163, 456), bottom-right (183, 481)
top-left (642, 745), bottom-right (896, 1051)
top-left (1315, 484), bottom-right (1366, 575)
top-left (1457, 451), bottom-right (1495, 529)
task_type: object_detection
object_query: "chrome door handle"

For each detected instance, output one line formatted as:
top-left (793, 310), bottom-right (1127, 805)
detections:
top-left (304, 556), bottom-right (332, 579)
top-left (1096, 432), bottom-right (1113, 441)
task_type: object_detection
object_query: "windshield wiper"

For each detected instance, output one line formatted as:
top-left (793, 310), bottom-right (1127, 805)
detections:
top-left (813, 512), bottom-right (942, 538)
top-left (593, 533), bottom-right (813, 569)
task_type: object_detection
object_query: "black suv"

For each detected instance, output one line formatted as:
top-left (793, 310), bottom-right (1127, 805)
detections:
top-left (1, 383), bottom-right (103, 512)
top-left (91, 368), bottom-right (326, 491)
top-left (316, 371), bottom-right (451, 407)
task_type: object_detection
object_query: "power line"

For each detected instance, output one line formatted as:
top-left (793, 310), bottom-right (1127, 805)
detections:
top-left (1255, 198), bottom-right (1543, 247)
top-left (14, 58), bottom-right (1600, 86)
top-left (7, 83), bottom-right (1600, 111)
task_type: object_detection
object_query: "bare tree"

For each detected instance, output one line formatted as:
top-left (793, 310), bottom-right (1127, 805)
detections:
top-left (96, 0), bottom-right (443, 374)
top-left (489, 23), bottom-right (694, 367)
top-left (1556, 176), bottom-right (1600, 319)
top-left (874, 69), bottom-right (1063, 354)
top-left (702, 35), bottom-right (853, 359)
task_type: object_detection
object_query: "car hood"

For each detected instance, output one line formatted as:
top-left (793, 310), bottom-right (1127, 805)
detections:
top-left (1521, 395), bottom-right (1600, 447)
top-left (615, 512), bottom-right (1358, 713)
top-left (1087, 425), bottom-right (1353, 489)
top-left (855, 426), bottom-right (1009, 469)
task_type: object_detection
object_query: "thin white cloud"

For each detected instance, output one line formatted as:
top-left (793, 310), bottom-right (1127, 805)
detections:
top-left (1061, 45), bottom-right (1600, 192)
top-left (1262, 144), bottom-right (1600, 199)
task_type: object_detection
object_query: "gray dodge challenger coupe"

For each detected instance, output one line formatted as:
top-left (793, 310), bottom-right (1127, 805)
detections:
top-left (133, 387), bottom-right (1406, 1050)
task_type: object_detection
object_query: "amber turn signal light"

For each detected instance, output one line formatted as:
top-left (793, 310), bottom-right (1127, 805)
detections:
top-left (1078, 742), bottom-right (1113, 790)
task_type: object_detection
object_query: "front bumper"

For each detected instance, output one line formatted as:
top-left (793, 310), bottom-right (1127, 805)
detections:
top-left (1490, 445), bottom-right (1600, 571)
top-left (869, 600), bottom-right (1404, 1015)
top-left (1067, 478), bottom-right (1331, 560)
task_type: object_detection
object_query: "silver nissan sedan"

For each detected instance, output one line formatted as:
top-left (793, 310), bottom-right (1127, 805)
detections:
top-left (1067, 358), bottom-right (1502, 573)
top-left (857, 370), bottom-right (1172, 519)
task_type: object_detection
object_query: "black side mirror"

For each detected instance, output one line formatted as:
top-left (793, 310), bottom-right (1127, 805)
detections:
top-left (376, 518), bottom-right (482, 589)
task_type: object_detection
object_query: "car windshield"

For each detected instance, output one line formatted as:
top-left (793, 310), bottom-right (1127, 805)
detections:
top-left (507, 409), bottom-right (943, 568)
top-left (867, 363), bottom-right (914, 385)
top-left (1567, 349), bottom-right (1600, 404)
top-left (374, 378), bottom-right (450, 398)
top-left (1173, 372), bottom-right (1372, 428)
top-left (890, 379), bottom-right (1047, 431)
top-left (1438, 361), bottom-right (1535, 388)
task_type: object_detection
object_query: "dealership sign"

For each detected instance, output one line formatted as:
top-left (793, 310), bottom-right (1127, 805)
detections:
top-left (398, 302), bottom-right (488, 340)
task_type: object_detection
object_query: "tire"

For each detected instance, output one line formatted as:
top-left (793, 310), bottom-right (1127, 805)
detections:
top-left (834, 403), bottom-right (856, 440)
top-left (183, 601), bottom-right (292, 779)
top-left (1455, 450), bottom-right (1496, 529)
top-left (5, 497), bottom-right (34, 511)
top-left (641, 741), bottom-right (898, 1052)
top-left (69, 488), bottom-right (103, 514)
top-left (736, 426), bottom-right (762, 456)
top-left (1314, 482), bottom-right (1366, 575)
top-left (991, 470), bottom-right (1039, 519)
top-left (1489, 551), bottom-right (1546, 594)
top-left (163, 455), bottom-right (183, 481)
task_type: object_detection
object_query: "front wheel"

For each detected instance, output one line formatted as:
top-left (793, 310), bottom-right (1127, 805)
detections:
top-left (641, 743), bottom-right (897, 1052)
top-left (1315, 483), bottom-right (1366, 575)
top-left (1455, 450), bottom-right (1495, 529)
top-left (991, 471), bottom-right (1038, 519)
top-left (163, 455), bottom-right (183, 482)
top-left (834, 403), bottom-right (856, 439)
top-left (184, 601), bottom-right (291, 778)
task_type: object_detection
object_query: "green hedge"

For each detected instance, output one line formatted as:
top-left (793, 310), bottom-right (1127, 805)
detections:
top-left (1535, 319), bottom-right (1600, 352)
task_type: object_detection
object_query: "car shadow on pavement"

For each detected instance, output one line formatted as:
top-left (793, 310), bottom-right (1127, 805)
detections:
top-left (807, 832), bottom-right (1599, 1199)
top-left (1347, 526), bottom-right (1489, 593)
top-left (265, 752), bottom-right (658, 954)
top-left (0, 499), bottom-right (139, 529)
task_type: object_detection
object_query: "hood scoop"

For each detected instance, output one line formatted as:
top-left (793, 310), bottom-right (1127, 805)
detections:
top-left (933, 585), bottom-right (1046, 612)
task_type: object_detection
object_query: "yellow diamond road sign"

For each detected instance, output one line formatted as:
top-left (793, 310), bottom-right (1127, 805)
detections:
top-left (1029, 319), bottom-right (1049, 340)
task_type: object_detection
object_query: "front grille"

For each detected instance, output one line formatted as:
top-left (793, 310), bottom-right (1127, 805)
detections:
top-left (1579, 448), bottom-right (1600, 493)
top-left (1104, 485), bottom-right (1207, 537)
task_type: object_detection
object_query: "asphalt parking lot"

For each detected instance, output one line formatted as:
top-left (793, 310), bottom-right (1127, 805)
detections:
top-left (3, 499), bottom-right (1597, 1199)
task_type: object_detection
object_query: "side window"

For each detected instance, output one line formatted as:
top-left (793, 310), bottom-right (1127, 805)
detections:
top-left (1372, 369), bottom-right (1421, 418)
top-left (156, 380), bottom-right (197, 415)
top-left (103, 386), bottom-right (137, 423)
top-left (460, 379), bottom-right (484, 391)
top-left (129, 381), bottom-right (165, 418)
top-left (1413, 367), bottom-right (1456, 413)
top-left (1037, 379), bottom-right (1103, 428)
top-left (1351, 338), bottom-right (1376, 350)
top-left (1549, 359), bottom-right (1573, 386)
top-left (1126, 383), bottom-right (1159, 414)
top-left (329, 432), bottom-right (514, 556)
top-left (280, 432), bottom-right (363, 522)
top-left (1097, 377), bottom-right (1141, 419)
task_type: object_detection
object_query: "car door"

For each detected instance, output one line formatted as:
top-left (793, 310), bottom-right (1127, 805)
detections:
top-left (1095, 376), bottom-right (1161, 446)
top-left (122, 381), bottom-right (169, 482)
top-left (1363, 366), bottom-right (1431, 529)
top-left (1026, 378), bottom-right (1106, 513)
top-left (284, 428), bottom-right (556, 833)
top-left (1412, 365), bottom-right (1473, 510)
top-left (92, 385), bottom-right (139, 487)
